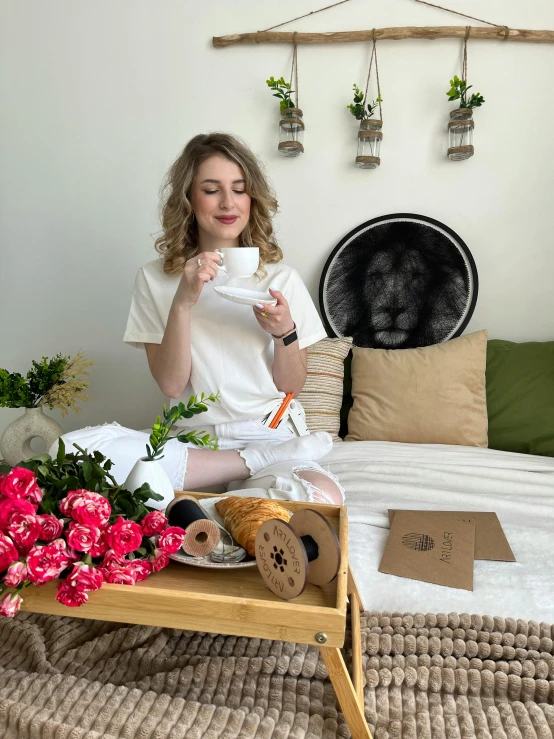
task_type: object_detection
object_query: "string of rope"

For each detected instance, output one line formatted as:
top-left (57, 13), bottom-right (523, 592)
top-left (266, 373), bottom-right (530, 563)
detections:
top-left (259, 0), bottom-right (352, 33)
top-left (258, 0), bottom-right (509, 39)
top-left (462, 25), bottom-right (470, 81)
top-left (289, 32), bottom-right (299, 108)
top-left (374, 32), bottom-right (383, 121)
top-left (412, 0), bottom-right (510, 39)
top-left (363, 30), bottom-right (383, 123)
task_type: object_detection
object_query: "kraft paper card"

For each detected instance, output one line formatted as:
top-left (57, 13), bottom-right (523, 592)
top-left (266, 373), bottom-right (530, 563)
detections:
top-left (379, 510), bottom-right (475, 590)
top-left (388, 510), bottom-right (515, 562)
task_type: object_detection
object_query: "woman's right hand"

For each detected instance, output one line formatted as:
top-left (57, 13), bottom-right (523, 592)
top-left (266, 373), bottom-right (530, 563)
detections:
top-left (174, 251), bottom-right (222, 309)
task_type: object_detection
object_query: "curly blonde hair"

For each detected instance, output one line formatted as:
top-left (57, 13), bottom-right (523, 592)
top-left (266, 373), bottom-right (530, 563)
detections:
top-left (155, 133), bottom-right (283, 275)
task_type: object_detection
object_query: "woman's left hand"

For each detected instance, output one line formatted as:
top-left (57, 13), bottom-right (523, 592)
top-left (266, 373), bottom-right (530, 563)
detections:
top-left (254, 288), bottom-right (295, 337)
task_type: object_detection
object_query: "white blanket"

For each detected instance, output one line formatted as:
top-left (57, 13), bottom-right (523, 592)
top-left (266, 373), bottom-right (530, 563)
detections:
top-left (317, 441), bottom-right (554, 622)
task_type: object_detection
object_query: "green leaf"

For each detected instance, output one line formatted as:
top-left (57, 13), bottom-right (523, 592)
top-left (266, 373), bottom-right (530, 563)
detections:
top-left (29, 453), bottom-right (50, 464)
top-left (82, 461), bottom-right (92, 480)
top-left (56, 437), bottom-right (66, 466)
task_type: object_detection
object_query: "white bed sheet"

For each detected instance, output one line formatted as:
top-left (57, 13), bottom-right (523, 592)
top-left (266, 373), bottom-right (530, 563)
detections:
top-left (317, 441), bottom-right (554, 622)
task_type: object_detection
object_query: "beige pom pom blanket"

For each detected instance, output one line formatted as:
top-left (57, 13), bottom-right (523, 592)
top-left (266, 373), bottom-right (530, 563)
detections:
top-left (1, 610), bottom-right (553, 738)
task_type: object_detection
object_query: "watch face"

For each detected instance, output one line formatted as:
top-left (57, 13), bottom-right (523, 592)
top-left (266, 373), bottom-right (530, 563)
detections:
top-left (283, 330), bottom-right (298, 346)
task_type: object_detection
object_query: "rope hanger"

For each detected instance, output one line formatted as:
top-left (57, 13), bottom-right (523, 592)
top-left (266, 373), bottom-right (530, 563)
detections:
top-left (261, 0), bottom-right (506, 35)
top-left (363, 30), bottom-right (383, 123)
top-left (289, 32), bottom-right (299, 109)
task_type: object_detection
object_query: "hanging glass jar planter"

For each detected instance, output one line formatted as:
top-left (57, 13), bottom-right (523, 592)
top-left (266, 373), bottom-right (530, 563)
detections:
top-left (348, 32), bottom-right (383, 170)
top-left (356, 119), bottom-right (382, 169)
top-left (278, 107), bottom-right (304, 157)
top-left (266, 34), bottom-right (304, 159)
top-left (445, 29), bottom-right (484, 161)
top-left (447, 108), bottom-right (474, 161)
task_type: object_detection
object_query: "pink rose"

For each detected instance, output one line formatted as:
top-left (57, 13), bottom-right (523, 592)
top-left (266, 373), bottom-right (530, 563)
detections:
top-left (0, 533), bottom-right (18, 571)
top-left (65, 521), bottom-right (100, 553)
top-left (8, 512), bottom-right (41, 550)
top-left (0, 592), bottom-right (23, 617)
top-left (124, 559), bottom-right (152, 582)
top-left (0, 467), bottom-right (38, 500)
top-left (72, 492), bottom-right (111, 527)
top-left (158, 526), bottom-right (185, 555)
top-left (59, 489), bottom-right (88, 517)
top-left (66, 547), bottom-right (81, 564)
top-left (26, 483), bottom-right (43, 505)
top-left (66, 562), bottom-right (103, 592)
top-left (89, 529), bottom-right (109, 558)
top-left (50, 537), bottom-right (71, 554)
top-left (101, 549), bottom-right (126, 571)
top-left (105, 568), bottom-right (136, 585)
top-left (26, 540), bottom-right (70, 584)
top-left (107, 517), bottom-right (143, 557)
top-left (37, 514), bottom-right (64, 542)
top-left (150, 548), bottom-right (169, 572)
top-left (0, 498), bottom-right (36, 533)
top-left (141, 510), bottom-right (167, 537)
top-left (3, 560), bottom-right (27, 587)
top-left (55, 582), bottom-right (89, 607)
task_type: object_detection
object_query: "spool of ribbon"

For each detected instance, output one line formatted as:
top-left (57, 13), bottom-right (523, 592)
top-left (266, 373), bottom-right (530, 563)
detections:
top-left (166, 496), bottom-right (221, 557)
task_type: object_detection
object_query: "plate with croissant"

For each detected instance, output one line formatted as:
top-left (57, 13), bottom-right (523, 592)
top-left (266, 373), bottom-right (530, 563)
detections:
top-left (169, 495), bottom-right (292, 570)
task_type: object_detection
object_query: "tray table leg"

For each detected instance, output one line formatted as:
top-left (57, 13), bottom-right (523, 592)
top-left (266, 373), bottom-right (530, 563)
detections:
top-left (347, 564), bottom-right (365, 611)
top-left (350, 589), bottom-right (364, 707)
top-left (319, 645), bottom-right (372, 739)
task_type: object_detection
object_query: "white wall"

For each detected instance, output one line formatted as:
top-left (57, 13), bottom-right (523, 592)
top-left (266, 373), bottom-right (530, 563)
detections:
top-left (1, 0), bottom-right (554, 437)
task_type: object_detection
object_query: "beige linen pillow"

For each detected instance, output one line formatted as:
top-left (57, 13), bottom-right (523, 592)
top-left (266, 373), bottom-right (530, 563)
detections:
top-left (346, 330), bottom-right (488, 446)
top-left (297, 336), bottom-right (353, 440)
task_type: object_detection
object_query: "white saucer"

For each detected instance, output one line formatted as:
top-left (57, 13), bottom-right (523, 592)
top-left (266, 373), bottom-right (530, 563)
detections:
top-left (170, 550), bottom-right (257, 570)
top-left (214, 286), bottom-right (277, 307)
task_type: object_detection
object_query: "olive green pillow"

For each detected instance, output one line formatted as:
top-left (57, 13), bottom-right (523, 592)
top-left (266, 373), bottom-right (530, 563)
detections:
top-left (487, 339), bottom-right (554, 457)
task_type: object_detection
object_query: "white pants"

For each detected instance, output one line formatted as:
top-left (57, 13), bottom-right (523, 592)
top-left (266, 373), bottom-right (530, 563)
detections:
top-left (50, 421), bottom-right (344, 506)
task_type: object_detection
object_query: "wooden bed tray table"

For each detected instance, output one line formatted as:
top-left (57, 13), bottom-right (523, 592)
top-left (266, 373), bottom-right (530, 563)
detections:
top-left (21, 492), bottom-right (371, 739)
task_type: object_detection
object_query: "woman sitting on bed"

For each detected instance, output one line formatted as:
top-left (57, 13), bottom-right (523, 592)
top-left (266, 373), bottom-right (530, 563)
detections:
top-left (52, 133), bottom-right (344, 508)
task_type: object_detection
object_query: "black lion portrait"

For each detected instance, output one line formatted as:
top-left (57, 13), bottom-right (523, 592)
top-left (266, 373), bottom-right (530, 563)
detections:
top-left (321, 216), bottom-right (478, 349)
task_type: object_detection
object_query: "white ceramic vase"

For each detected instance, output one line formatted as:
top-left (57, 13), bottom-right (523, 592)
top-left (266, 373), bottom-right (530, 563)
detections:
top-left (124, 457), bottom-right (175, 511)
top-left (0, 407), bottom-right (63, 466)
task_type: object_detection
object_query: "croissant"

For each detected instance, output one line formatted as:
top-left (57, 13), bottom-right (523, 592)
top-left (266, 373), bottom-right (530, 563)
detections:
top-left (215, 496), bottom-right (291, 557)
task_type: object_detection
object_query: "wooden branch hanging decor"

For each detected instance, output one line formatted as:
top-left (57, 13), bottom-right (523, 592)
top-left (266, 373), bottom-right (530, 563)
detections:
top-left (219, 0), bottom-right (553, 169)
top-left (213, 26), bottom-right (554, 47)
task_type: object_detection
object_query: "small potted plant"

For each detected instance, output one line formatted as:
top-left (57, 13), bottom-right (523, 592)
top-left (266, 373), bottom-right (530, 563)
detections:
top-left (124, 392), bottom-right (220, 507)
top-left (266, 76), bottom-right (304, 157)
top-left (446, 75), bottom-right (485, 160)
top-left (0, 351), bottom-right (94, 465)
top-left (347, 83), bottom-right (383, 169)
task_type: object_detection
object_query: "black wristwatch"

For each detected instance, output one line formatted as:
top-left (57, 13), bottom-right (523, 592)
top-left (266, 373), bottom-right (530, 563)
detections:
top-left (272, 324), bottom-right (298, 346)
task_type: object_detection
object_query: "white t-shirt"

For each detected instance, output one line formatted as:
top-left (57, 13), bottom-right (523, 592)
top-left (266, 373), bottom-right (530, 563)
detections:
top-left (123, 258), bottom-right (327, 427)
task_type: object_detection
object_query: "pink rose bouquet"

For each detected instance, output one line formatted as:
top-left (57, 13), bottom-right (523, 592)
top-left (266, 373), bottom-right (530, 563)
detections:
top-left (0, 440), bottom-right (185, 617)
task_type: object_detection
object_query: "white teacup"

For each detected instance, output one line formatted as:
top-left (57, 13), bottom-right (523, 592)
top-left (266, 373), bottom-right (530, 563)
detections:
top-left (216, 247), bottom-right (259, 278)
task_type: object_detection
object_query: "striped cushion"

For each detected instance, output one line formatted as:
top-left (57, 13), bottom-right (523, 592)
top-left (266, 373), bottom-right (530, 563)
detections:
top-left (297, 337), bottom-right (353, 440)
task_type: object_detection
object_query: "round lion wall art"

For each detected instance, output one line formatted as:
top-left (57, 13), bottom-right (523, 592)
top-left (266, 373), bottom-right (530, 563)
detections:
top-left (319, 213), bottom-right (478, 349)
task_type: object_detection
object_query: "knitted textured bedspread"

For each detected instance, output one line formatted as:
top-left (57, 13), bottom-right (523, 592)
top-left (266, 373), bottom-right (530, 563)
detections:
top-left (0, 611), bottom-right (553, 738)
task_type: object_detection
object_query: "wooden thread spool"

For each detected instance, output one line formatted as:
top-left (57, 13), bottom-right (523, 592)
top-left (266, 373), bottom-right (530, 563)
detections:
top-left (255, 509), bottom-right (341, 599)
top-left (166, 496), bottom-right (220, 557)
